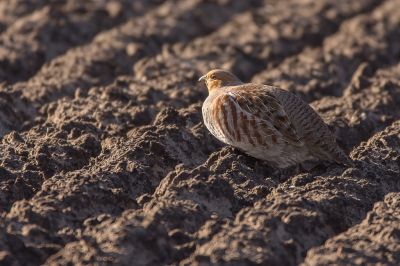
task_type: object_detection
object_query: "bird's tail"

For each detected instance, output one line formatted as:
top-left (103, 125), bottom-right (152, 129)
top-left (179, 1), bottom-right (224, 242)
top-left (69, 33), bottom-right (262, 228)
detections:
top-left (330, 146), bottom-right (354, 167)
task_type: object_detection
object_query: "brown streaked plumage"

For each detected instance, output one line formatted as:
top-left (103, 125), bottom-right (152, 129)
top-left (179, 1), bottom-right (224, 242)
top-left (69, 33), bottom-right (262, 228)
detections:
top-left (199, 69), bottom-right (354, 168)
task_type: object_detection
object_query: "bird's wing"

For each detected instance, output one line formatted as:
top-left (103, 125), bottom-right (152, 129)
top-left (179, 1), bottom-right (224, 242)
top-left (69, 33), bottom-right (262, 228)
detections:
top-left (226, 88), bottom-right (303, 146)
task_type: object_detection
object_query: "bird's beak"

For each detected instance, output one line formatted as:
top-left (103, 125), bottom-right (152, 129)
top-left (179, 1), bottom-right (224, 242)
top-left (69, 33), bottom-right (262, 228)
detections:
top-left (198, 75), bottom-right (207, 82)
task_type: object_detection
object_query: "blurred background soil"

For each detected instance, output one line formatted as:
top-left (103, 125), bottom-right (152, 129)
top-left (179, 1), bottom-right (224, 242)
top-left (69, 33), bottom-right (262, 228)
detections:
top-left (0, 0), bottom-right (399, 265)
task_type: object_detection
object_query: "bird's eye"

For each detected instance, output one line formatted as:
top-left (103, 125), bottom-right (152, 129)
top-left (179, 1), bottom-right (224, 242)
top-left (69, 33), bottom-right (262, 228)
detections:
top-left (211, 75), bottom-right (216, 80)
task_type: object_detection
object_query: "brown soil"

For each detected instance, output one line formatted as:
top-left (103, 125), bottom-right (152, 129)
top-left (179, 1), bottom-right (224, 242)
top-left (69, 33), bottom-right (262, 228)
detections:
top-left (0, 0), bottom-right (399, 265)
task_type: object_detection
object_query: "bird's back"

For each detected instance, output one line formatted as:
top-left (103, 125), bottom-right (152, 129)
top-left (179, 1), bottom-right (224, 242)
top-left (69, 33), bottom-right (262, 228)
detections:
top-left (257, 85), bottom-right (353, 167)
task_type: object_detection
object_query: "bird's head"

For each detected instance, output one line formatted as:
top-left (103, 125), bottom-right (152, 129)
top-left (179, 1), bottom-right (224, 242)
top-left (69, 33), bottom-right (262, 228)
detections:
top-left (198, 69), bottom-right (244, 94)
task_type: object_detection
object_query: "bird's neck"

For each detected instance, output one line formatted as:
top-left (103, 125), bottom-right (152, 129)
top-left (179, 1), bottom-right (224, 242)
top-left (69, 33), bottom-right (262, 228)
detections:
top-left (208, 81), bottom-right (244, 95)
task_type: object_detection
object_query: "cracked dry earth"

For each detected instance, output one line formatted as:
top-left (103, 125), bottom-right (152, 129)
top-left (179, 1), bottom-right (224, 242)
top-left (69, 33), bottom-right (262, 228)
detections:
top-left (0, 0), bottom-right (399, 265)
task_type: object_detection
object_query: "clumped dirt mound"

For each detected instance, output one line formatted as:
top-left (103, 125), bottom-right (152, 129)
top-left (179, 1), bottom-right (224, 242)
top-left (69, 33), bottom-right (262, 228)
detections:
top-left (0, 0), bottom-right (399, 265)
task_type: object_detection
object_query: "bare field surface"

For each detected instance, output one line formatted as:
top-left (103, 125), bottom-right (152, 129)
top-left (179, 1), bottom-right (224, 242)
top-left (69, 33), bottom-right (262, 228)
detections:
top-left (0, 0), bottom-right (399, 265)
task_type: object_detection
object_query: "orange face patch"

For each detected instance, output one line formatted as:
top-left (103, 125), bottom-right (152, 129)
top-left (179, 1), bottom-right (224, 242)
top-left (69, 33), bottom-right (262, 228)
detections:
top-left (204, 70), bottom-right (242, 94)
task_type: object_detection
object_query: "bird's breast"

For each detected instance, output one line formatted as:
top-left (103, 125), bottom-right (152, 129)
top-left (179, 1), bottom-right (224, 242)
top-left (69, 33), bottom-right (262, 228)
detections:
top-left (203, 92), bottom-right (276, 148)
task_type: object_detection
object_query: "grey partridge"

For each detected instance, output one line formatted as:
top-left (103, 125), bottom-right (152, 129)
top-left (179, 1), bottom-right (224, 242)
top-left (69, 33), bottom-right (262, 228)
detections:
top-left (199, 69), bottom-right (354, 168)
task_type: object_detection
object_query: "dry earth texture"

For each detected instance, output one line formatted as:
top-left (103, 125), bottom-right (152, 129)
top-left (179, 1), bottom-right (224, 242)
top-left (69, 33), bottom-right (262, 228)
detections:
top-left (0, 0), bottom-right (399, 265)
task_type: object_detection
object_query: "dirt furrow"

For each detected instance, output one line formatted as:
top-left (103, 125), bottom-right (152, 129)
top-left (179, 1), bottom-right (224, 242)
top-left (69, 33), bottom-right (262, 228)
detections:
top-left (252, 0), bottom-right (400, 103)
top-left (135, 0), bottom-right (383, 93)
top-left (302, 192), bottom-right (400, 265)
top-left (18, 0), bottom-right (262, 103)
top-left (311, 62), bottom-right (400, 153)
top-left (0, 0), bottom-right (167, 85)
top-left (0, 0), bottom-right (51, 33)
top-left (0, 0), bottom-right (262, 139)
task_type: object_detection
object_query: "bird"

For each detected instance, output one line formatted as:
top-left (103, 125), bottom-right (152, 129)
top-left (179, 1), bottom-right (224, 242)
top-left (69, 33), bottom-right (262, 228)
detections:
top-left (198, 69), bottom-right (354, 168)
